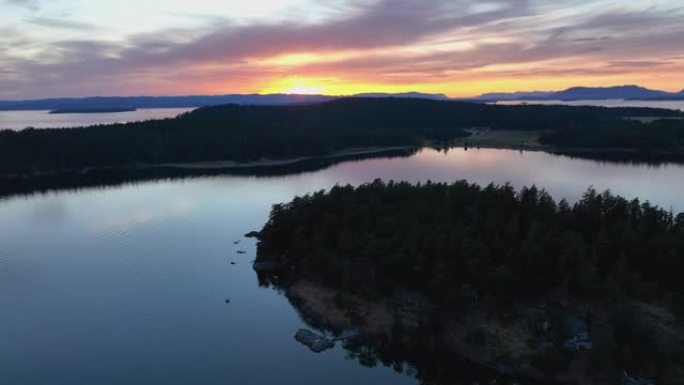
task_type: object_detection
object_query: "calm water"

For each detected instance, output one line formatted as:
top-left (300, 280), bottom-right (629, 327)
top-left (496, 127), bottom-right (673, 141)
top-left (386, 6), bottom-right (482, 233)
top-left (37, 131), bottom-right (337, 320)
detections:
top-left (2, 148), bottom-right (684, 385)
top-left (496, 99), bottom-right (684, 111)
top-left (0, 108), bottom-right (194, 130)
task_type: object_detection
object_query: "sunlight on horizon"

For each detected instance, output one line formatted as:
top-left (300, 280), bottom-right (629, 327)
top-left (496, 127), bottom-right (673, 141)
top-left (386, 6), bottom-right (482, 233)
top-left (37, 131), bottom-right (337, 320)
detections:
top-left (1, 0), bottom-right (683, 98)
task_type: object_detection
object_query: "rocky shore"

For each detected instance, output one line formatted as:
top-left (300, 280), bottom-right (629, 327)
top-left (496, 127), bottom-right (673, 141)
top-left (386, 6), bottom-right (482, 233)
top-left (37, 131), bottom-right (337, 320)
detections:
top-left (275, 279), bottom-right (681, 384)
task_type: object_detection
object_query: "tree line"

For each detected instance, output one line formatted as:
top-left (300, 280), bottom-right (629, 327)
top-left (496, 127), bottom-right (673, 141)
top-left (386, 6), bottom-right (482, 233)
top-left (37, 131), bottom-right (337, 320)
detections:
top-left (255, 180), bottom-right (684, 382)
top-left (2, 97), bottom-right (682, 174)
top-left (541, 118), bottom-right (684, 151)
top-left (257, 179), bottom-right (683, 299)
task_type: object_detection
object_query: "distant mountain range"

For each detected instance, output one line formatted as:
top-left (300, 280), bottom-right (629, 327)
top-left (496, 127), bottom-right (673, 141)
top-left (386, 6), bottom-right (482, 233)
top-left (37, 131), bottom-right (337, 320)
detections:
top-left (0, 92), bottom-right (448, 111)
top-left (354, 92), bottom-right (450, 100)
top-left (1, 87), bottom-right (682, 111)
top-left (475, 91), bottom-right (556, 101)
top-left (476, 85), bottom-right (684, 101)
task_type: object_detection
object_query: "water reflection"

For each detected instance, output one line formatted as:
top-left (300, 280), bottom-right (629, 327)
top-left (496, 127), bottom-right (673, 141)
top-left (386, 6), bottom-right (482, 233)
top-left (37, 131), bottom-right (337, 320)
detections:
top-left (553, 150), bottom-right (684, 166)
top-left (0, 108), bottom-right (194, 130)
top-left (96, 199), bottom-right (195, 233)
top-left (257, 272), bottom-right (553, 384)
top-left (1, 147), bottom-right (684, 384)
top-left (495, 99), bottom-right (684, 111)
top-left (3, 147), bottom-right (684, 210)
top-left (0, 148), bottom-right (419, 201)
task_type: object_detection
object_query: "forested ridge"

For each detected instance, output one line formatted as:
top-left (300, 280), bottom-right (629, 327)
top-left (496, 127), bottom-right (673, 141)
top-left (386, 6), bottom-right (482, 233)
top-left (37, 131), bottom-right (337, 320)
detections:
top-left (257, 180), bottom-right (683, 298)
top-left (1, 97), bottom-right (683, 174)
top-left (255, 180), bottom-right (684, 383)
top-left (540, 118), bottom-right (684, 151)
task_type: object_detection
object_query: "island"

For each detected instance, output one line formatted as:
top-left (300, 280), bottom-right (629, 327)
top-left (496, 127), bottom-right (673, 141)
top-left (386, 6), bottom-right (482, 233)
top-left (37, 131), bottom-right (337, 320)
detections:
top-left (1, 97), bottom-right (684, 195)
top-left (49, 107), bottom-right (137, 114)
top-left (253, 180), bottom-right (684, 384)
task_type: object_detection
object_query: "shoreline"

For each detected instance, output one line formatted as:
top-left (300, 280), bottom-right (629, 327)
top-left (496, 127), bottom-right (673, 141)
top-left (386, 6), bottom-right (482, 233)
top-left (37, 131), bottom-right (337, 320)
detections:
top-left (3, 139), bottom-right (684, 181)
top-left (253, 178), bottom-right (684, 383)
top-left (158, 146), bottom-right (417, 170)
top-left (49, 108), bottom-right (138, 114)
top-left (450, 129), bottom-right (684, 160)
top-left (281, 280), bottom-right (559, 383)
top-left (0, 146), bottom-right (417, 179)
top-left (281, 278), bottom-right (680, 384)
top-left (0, 146), bottom-right (419, 199)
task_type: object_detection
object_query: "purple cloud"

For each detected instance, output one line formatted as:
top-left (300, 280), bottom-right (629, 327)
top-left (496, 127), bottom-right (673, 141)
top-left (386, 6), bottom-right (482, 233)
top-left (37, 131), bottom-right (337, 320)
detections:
top-left (1, 0), bottom-right (683, 98)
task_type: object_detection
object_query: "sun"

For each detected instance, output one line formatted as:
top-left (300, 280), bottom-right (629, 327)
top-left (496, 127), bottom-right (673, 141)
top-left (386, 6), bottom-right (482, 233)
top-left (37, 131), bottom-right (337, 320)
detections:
top-left (261, 76), bottom-right (328, 95)
top-left (260, 75), bottom-right (447, 97)
top-left (284, 85), bottom-right (324, 95)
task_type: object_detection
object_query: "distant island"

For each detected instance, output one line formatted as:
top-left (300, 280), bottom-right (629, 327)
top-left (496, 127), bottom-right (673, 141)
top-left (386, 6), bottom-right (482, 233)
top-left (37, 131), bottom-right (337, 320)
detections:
top-left (253, 180), bottom-right (684, 384)
top-left (1, 97), bottom-right (683, 180)
top-left (475, 85), bottom-right (684, 102)
top-left (49, 107), bottom-right (137, 114)
top-left (0, 92), bottom-right (446, 111)
top-left (1, 85), bottom-right (683, 112)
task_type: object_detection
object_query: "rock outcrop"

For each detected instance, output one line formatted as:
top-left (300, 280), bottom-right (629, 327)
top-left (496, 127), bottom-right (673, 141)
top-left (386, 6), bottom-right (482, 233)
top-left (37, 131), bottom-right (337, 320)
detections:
top-left (294, 329), bottom-right (334, 353)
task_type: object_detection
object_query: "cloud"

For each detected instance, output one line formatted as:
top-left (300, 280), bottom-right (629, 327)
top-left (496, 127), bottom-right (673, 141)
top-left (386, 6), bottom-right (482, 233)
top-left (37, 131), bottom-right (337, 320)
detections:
top-left (27, 17), bottom-right (98, 30)
top-left (5, 0), bottom-right (41, 11)
top-left (2, 0), bottom-right (530, 86)
top-left (1, 0), bottom-right (684, 98)
top-left (608, 61), bottom-right (673, 68)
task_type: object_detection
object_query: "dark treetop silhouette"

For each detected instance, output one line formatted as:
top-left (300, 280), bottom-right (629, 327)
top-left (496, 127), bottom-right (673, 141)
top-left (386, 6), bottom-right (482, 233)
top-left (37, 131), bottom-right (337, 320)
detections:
top-left (255, 180), bottom-right (684, 384)
top-left (1, 98), bottom-right (683, 176)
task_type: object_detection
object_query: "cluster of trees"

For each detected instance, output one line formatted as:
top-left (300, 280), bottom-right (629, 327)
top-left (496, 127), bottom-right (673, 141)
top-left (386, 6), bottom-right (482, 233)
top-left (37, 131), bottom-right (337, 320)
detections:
top-left (257, 179), bottom-right (683, 300)
top-left (2, 97), bottom-right (682, 174)
top-left (541, 118), bottom-right (684, 151)
top-left (257, 180), bottom-right (684, 382)
top-left (0, 148), bottom-right (418, 199)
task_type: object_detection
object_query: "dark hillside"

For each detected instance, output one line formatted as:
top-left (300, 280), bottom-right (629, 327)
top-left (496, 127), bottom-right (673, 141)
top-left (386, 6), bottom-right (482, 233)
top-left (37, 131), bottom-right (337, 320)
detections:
top-left (1, 97), bottom-right (682, 174)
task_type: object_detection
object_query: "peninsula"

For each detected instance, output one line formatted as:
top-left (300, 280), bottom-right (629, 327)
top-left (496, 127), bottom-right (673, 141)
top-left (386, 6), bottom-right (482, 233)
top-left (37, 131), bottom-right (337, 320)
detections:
top-left (2, 98), bottom-right (683, 179)
top-left (253, 180), bottom-right (684, 384)
top-left (49, 107), bottom-right (137, 114)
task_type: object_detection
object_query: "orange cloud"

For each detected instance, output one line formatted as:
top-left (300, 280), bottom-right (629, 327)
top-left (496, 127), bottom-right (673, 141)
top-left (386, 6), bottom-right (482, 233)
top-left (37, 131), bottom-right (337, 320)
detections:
top-left (1, 0), bottom-right (683, 99)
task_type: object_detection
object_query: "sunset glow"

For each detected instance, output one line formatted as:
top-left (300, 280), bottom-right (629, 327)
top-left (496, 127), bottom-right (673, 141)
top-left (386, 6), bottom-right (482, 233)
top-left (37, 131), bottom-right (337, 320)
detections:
top-left (284, 86), bottom-right (323, 95)
top-left (266, 77), bottom-right (326, 95)
top-left (1, 0), bottom-right (683, 99)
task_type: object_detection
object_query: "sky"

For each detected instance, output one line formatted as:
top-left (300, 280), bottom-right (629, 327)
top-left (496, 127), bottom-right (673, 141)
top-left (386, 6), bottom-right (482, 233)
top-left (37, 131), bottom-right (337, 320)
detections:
top-left (2, 0), bottom-right (684, 99)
